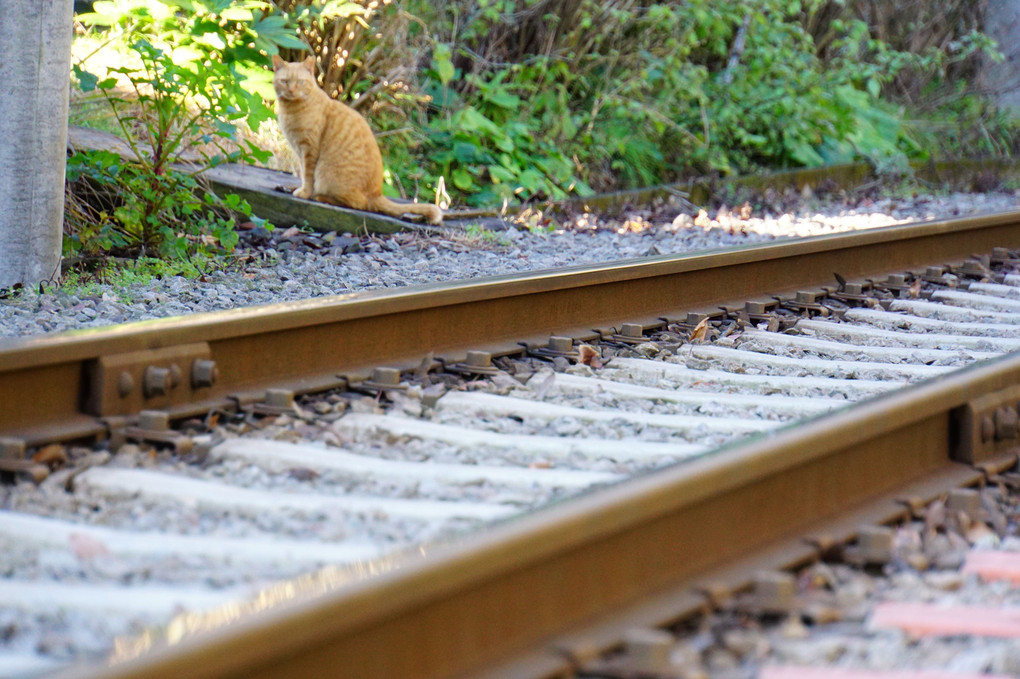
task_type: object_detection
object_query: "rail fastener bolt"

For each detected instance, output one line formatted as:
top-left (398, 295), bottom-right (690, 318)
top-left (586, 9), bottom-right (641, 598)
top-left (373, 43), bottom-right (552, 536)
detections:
top-left (138, 410), bottom-right (170, 432)
top-left (446, 351), bottom-right (500, 376)
top-left (0, 437), bottom-right (25, 460)
top-left (168, 363), bottom-right (183, 389)
top-left (117, 371), bottom-right (134, 398)
top-left (358, 367), bottom-right (409, 392)
top-left (143, 365), bottom-right (172, 398)
top-left (994, 406), bottom-right (1019, 440)
top-left (548, 336), bottom-right (574, 353)
top-left (265, 389), bottom-right (296, 409)
top-left (619, 323), bottom-right (644, 339)
top-left (621, 627), bottom-right (675, 671)
top-left (126, 410), bottom-right (194, 455)
top-left (855, 525), bottom-right (894, 565)
top-left (465, 350), bottom-right (493, 369)
top-left (946, 488), bottom-right (982, 522)
top-left (191, 359), bottom-right (218, 389)
top-left (981, 415), bottom-right (996, 443)
top-left (751, 571), bottom-right (797, 614)
top-left (249, 388), bottom-right (300, 416)
top-left (528, 335), bottom-right (580, 361)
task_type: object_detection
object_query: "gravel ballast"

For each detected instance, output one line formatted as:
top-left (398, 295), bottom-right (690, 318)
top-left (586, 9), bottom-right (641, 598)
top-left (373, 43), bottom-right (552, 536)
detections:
top-left (2, 191), bottom-right (1019, 338)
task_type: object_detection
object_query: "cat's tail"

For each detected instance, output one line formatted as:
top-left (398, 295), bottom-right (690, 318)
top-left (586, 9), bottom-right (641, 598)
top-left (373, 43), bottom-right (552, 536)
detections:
top-left (368, 195), bottom-right (443, 225)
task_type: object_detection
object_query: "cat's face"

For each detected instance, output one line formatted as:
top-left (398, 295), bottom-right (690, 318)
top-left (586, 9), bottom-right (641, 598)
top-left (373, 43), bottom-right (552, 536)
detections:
top-left (272, 56), bottom-right (317, 102)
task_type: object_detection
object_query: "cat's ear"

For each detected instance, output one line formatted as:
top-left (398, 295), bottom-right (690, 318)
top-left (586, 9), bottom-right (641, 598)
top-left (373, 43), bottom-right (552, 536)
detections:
top-left (301, 56), bottom-right (316, 75)
top-left (272, 54), bottom-right (285, 71)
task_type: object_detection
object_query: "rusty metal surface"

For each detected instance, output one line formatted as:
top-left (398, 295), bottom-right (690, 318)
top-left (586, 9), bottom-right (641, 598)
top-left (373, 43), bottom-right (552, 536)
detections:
top-left (59, 352), bottom-right (1020, 679)
top-left (8, 211), bottom-right (1020, 679)
top-left (4, 211), bottom-right (1020, 441)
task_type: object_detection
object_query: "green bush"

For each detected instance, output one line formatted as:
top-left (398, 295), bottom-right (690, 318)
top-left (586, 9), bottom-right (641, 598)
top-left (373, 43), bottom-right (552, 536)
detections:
top-left (69, 0), bottom-right (291, 259)
top-left (70, 0), bottom-right (1017, 222)
top-left (390, 0), bottom-right (1007, 202)
top-left (65, 148), bottom-right (248, 258)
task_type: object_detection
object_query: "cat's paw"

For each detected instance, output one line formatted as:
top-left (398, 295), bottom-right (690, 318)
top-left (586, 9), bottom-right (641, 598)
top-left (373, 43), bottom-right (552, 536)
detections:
top-left (293, 186), bottom-right (312, 200)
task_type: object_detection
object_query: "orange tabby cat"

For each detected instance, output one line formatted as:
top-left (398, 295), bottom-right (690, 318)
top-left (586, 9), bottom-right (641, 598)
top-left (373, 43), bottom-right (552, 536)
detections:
top-left (272, 55), bottom-right (442, 224)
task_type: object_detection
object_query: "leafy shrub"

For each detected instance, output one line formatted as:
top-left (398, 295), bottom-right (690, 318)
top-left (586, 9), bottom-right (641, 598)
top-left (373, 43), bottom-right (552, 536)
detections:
top-left (69, 0), bottom-right (290, 259)
top-left (71, 0), bottom-right (1016, 222)
top-left (65, 148), bottom-right (248, 258)
top-left (394, 0), bottom-right (1008, 202)
top-left (77, 0), bottom-right (301, 98)
top-left (271, 0), bottom-right (422, 105)
top-left (423, 68), bottom-right (591, 206)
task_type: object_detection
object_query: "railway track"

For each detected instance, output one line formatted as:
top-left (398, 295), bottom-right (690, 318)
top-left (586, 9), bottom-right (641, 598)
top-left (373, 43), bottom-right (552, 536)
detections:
top-left (4, 212), bottom-right (1020, 678)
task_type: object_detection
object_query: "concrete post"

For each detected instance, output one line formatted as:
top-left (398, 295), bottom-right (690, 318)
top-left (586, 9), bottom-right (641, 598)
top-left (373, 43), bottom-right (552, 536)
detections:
top-left (0, 0), bottom-right (74, 289)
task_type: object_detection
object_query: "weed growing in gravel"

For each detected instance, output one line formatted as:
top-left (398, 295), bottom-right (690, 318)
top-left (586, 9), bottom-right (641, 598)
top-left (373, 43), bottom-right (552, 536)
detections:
top-left (59, 257), bottom-right (216, 299)
top-left (460, 223), bottom-right (512, 247)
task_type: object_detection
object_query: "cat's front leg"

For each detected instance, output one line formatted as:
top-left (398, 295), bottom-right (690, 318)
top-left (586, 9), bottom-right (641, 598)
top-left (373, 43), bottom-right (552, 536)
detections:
top-left (293, 149), bottom-right (317, 200)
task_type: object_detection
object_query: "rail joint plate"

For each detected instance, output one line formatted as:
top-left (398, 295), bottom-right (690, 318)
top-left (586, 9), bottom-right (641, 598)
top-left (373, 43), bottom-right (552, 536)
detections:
top-left (953, 384), bottom-right (1020, 464)
top-left (85, 343), bottom-right (215, 417)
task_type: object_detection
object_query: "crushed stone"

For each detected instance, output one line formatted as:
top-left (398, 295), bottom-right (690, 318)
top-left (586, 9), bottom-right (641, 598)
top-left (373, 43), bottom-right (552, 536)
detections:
top-left (2, 190), bottom-right (1018, 338)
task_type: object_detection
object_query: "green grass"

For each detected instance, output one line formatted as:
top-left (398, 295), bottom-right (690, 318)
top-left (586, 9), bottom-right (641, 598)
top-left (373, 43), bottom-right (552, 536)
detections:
top-left (59, 256), bottom-right (213, 298)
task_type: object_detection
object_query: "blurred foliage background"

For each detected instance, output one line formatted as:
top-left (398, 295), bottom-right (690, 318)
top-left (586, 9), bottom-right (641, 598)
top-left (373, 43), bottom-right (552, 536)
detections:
top-left (68, 0), bottom-right (1020, 247)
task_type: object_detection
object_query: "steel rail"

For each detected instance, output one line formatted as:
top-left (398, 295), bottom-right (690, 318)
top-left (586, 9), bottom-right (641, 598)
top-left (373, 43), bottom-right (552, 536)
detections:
top-left (4, 211), bottom-right (1020, 444)
top-left (65, 349), bottom-right (1020, 679)
top-left (4, 210), bottom-right (1020, 678)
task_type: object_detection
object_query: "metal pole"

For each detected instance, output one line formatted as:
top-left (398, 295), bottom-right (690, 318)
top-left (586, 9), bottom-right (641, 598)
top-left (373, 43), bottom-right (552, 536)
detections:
top-left (0, 0), bottom-right (74, 289)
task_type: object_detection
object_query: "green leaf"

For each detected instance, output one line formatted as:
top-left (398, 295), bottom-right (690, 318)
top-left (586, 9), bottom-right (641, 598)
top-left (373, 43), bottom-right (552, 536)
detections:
top-left (320, 1), bottom-right (364, 19)
top-left (517, 169), bottom-right (546, 194)
top-left (483, 89), bottom-right (520, 110)
top-left (73, 65), bottom-right (98, 92)
top-left (454, 107), bottom-right (500, 136)
top-left (432, 44), bottom-right (455, 86)
top-left (488, 165), bottom-right (515, 183)
top-left (220, 7), bottom-right (254, 21)
top-left (437, 59), bottom-right (455, 86)
top-left (253, 15), bottom-right (307, 49)
top-left (451, 168), bottom-right (475, 190)
top-left (493, 135), bottom-right (514, 152)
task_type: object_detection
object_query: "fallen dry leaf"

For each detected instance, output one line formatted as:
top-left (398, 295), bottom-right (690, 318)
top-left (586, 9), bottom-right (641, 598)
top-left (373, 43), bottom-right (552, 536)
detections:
top-left (578, 344), bottom-right (603, 369)
top-left (32, 444), bottom-right (68, 469)
top-left (965, 520), bottom-right (1000, 548)
top-left (908, 277), bottom-right (922, 299)
top-left (689, 317), bottom-right (709, 343)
